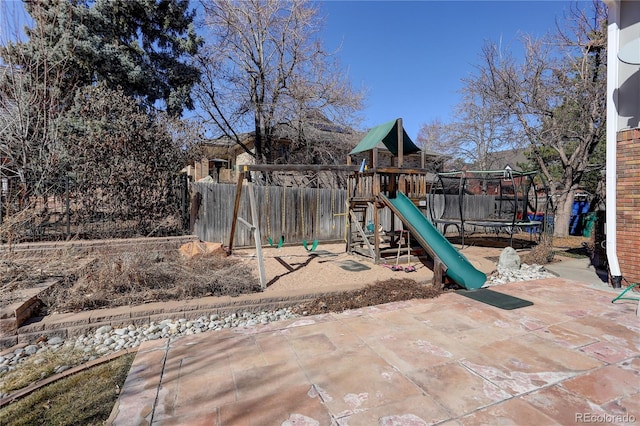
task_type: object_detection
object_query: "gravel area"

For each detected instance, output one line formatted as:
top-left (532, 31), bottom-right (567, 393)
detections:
top-left (487, 263), bottom-right (556, 285)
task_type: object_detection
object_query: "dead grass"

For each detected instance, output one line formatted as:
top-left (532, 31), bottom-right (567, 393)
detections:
top-left (521, 234), bottom-right (556, 265)
top-left (0, 346), bottom-right (95, 394)
top-left (519, 234), bottom-right (591, 264)
top-left (32, 251), bottom-right (261, 314)
top-left (0, 353), bottom-right (135, 426)
top-left (1, 260), bottom-right (47, 306)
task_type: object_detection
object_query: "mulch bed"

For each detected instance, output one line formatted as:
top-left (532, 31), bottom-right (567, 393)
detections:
top-left (292, 279), bottom-right (442, 315)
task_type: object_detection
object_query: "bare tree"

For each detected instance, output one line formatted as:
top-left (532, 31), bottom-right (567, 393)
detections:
top-left (417, 77), bottom-right (519, 173)
top-left (451, 73), bottom-right (520, 171)
top-left (416, 119), bottom-right (462, 171)
top-left (195, 0), bottom-right (363, 164)
top-left (474, 2), bottom-right (607, 236)
top-left (0, 2), bottom-right (76, 211)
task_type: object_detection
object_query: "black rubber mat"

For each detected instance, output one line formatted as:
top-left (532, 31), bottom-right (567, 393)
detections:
top-left (338, 260), bottom-right (371, 272)
top-left (455, 288), bottom-right (533, 310)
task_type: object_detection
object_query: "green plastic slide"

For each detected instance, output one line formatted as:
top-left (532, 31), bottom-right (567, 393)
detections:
top-left (380, 191), bottom-right (486, 289)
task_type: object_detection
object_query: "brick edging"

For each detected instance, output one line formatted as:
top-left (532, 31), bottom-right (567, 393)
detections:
top-left (1, 286), bottom-right (362, 350)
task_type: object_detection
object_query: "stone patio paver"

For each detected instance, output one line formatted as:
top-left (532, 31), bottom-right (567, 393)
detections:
top-left (560, 363), bottom-right (640, 405)
top-left (523, 384), bottom-right (613, 426)
top-left (458, 397), bottom-right (562, 425)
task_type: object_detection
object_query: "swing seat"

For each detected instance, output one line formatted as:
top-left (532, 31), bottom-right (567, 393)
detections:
top-left (381, 263), bottom-right (404, 272)
top-left (302, 239), bottom-right (319, 252)
top-left (268, 236), bottom-right (284, 248)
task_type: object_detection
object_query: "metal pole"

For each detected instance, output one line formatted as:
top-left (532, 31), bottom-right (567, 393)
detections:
top-left (248, 183), bottom-right (267, 289)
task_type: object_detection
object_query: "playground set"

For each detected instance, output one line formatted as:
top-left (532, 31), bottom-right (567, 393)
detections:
top-left (227, 118), bottom-right (546, 292)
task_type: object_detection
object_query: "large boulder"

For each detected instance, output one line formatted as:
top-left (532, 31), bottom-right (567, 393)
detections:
top-left (498, 246), bottom-right (521, 271)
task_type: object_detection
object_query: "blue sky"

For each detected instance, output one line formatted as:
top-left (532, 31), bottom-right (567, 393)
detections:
top-left (1, 0), bottom-right (580, 141)
top-left (317, 0), bottom-right (580, 139)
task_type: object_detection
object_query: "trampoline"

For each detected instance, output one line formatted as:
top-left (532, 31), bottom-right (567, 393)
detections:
top-left (428, 168), bottom-right (550, 247)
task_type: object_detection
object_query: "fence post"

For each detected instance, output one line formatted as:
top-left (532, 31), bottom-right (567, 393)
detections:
top-left (228, 171), bottom-right (245, 253)
top-left (65, 175), bottom-right (70, 238)
top-left (0, 179), bottom-right (3, 226)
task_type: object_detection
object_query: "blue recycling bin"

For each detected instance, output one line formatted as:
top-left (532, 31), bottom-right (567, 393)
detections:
top-left (570, 200), bottom-right (590, 235)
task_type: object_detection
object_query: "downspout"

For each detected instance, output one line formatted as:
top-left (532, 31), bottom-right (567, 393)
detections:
top-left (606, 0), bottom-right (623, 288)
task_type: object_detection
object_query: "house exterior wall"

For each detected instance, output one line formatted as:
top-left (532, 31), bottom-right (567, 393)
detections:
top-left (616, 1), bottom-right (640, 130)
top-left (183, 158), bottom-right (210, 181)
top-left (607, 0), bottom-right (640, 286)
top-left (236, 150), bottom-right (255, 166)
top-left (616, 128), bottom-right (640, 285)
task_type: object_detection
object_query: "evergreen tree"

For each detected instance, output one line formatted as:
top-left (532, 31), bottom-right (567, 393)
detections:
top-left (5, 0), bottom-right (202, 116)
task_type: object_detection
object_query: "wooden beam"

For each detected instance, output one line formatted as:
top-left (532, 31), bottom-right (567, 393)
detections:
top-left (373, 201), bottom-right (380, 262)
top-left (349, 210), bottom-right (375, 259)
top-left (363, 167), bottom-right (435, 175)
top-left (227, 171), bottom-right (245, 254)
top-left (433, 258), bottom-right (446, 290)
top-left (237, 217), bottom-right (254, 230)
top-left (241, 164), bottom-right (360, 172)
top-left (397, 118), bottom-right (404, 168)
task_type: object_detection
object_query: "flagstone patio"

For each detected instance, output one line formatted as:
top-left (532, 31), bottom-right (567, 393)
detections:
top-left (108, 277), bottom-right (639, 425)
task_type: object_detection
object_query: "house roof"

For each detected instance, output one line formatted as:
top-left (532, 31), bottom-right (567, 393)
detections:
top-left (484, 148), bottom-right (530, 170)
top-left (204, 114), bottom-right (355, 150)
top-left (349, 119), bottom-right (422, 156)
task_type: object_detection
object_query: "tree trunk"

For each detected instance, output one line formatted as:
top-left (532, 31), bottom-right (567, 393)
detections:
top-left (553, 190), bottom-right (575, 237)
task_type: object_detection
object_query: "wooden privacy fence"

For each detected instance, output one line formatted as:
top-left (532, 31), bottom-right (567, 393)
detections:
top-left (192, 181), bottom-right (540, 249)
top-left (192, 182), bottom-right (349, 247)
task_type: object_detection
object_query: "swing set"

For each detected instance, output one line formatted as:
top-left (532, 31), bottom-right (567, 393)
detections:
top-left (263, 177), bottom-right (322, 252)
top-left (227, 164), bottom-right (358, 288)
top-left (301, 187), bottom-right (320, 252)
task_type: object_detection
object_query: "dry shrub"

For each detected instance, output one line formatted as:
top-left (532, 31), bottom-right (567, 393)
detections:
top-left (0, 207), bottom-right (40, 247)
top-left (1, 260), bottom-right (33, 286)
top-left (521, 234), bottom-right (555, 265)
top-left (292, 279), bottom-right (442, 315)
top-left (39, 251), bottom-right (261, 314)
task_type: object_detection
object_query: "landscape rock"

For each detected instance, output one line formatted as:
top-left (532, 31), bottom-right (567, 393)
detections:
top-left (498, 246), bottom-right (521, 271)
top-left (46, 337), bottom-right (64, 346)
top-left (95, 325), bottom-right (112, 335)
top-left (179, 241), bottom-right (225, 258)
